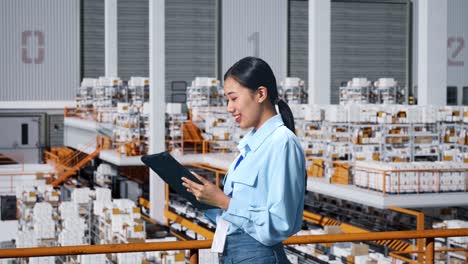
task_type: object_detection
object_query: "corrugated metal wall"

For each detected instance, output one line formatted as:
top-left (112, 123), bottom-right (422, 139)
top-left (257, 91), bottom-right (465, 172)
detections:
top-left (222, 0), bottom-right (288, 82)
top-left (330, 1), bottom-right (408, 104)
top-left (166, 0), bottom-right (216, 102)
top-left (288, 0), bottom-right (409, 104)
top-left (0, 0), bottom-right (79, 101)
top-left (81, 0), bottom-right (105, 78)
top-left (81, 0), bottom-right (216, 102)
top-left (288, 0), bottom-right (308, 85)
top-left (118, 0), bottom-right (149, 80)
top-left (48, 114), bottom-right (64, 147)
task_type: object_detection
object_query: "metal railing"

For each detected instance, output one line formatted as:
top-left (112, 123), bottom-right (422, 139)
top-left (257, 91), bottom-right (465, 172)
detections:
top-left (1, 228), bottom-right (467, 263)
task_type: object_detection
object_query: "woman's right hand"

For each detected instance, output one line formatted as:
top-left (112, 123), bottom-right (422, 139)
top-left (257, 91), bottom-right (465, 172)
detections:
top-left (182, 172), bottom-right (231, 210)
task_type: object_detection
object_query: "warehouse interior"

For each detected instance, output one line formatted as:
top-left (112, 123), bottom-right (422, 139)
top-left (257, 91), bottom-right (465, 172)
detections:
top-left (0, 0), bottom-right (468, 263)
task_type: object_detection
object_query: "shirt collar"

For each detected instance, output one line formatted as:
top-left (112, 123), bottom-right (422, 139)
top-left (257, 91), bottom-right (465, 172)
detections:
top-left (237, 114), bottom-right (284, 154)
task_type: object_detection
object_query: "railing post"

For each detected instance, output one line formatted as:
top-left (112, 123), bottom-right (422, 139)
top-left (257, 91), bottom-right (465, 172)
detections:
top-left (425, 237), bottom-right (434, 264)
top-left (416, 212), bottom-right (424, 263)
top-left (189, 249), bottom-right (199, 264)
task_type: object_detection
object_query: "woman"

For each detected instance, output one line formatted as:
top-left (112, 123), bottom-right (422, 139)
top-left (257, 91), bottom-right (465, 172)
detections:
top-left (182, 57), bottom-right (305, 263)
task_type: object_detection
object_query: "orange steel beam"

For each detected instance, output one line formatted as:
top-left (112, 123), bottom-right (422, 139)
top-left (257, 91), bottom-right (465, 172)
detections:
top-left (303, 210), bottom-right (412, 252)
top-left (355, 166), bottom-right (468, 173)
top-left (189, 249), bottom-right (198, 264)
top-left (1, 228), bottom-right (467, 259)
top-left (425, 237), bottom-right (435, 263)
top-left (0, 240), bottom-right (212, 259)
top-left (60, 141), bottom-right (95, 167)
top-left (388, 252), bottom-right (418, 264)
top-left (389, 206), bottom-right (425, 263)
top-left (283, 228), bottom-right (467, 247)
top-left (0, 172), bottom-right (54, 176)
top-left (392, 247), bottom-right (468, 254)
top-left (141, 214), bottom-right (156, 224)
top-left (43, 151), bottom-right (59, 163)
top-left (170, 230), bottom-right (188, 241)
top-left (183, 163), bottom-right (227, 174)
top-left (182, 163), bottom-right (227, 187)
top-left (164, 209), bottom-right (214, 239)
top-left (139, 197), bottom-right (150, 209)
top-left (51, 148), bottom-right (100, 187)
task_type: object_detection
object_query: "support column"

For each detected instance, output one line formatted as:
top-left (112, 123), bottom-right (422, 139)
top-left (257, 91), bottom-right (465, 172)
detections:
top-left (104, 0), bottom-right (118, 77)
top-left (308, 0), bottom-right (331, 105)
top-left (417, 0), bottom-right (447, 105)
top-left (149, 0), bottom-right (166, 223)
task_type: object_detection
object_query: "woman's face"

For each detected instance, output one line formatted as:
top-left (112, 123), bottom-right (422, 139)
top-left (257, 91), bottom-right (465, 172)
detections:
top-left (224, 77), bottom-right (262, 129)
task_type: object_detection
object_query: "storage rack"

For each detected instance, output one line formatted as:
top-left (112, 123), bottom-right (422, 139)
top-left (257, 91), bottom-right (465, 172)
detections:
top-left (186, 77), bottom-right (224, 108)
top-left (166, 105), bottom-right (187, 153)
top-left (339, 78), bottom-right (376, 105)
top-left (381, 123), bottom-right (411, 162)
top-left (350, 123), bottom-right (382, 162)
top-left (411, 123), bottom-right (440, 161)
top-left (279, 77), bottom-right (308, 104)
top-left (114, 103), bottom-right (142, 156)
top-left (374, 78), bottom-right (405, 104)
top-left (76, 78), bottom-right (97, 120)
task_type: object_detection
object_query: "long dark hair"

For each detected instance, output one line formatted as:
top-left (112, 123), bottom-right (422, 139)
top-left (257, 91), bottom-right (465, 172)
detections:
top-left (224, 57), bottom-right (296, 133)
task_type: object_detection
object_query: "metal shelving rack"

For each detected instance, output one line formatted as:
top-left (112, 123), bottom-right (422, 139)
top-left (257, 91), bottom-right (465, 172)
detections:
top-left (339, 84), bottom-right (376, 105)
top-left (459, 118), bottom-right (468, 162)
top-left (325, 122), bottom-right (352, 162)
top-left (381, 123), bottom-right (411, 162)
top-left (440, 123), bottom-right (462, 161)
top-left (301, 120), bottom-right (326, 159)
top-left (279, 77), bottom-right (308, 104)
top-left (114, 107), bottom-right (142, 156)
top-left (447, 240), bottom-right (467, 263)
top-left (78, 201), bottom-right (93, 245)
top-left (375, 86), bottom-right (405, 104)
top-left (139, 112), bottom-right (150, 155)
top-left (411, 123), bottom-right (440, 162)
top-left (350, 123), bottom-right (382, 162)
top-left (324, 122), bottom-right (352, 183)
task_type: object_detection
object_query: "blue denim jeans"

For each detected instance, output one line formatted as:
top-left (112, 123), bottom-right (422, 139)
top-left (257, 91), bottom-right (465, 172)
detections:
top-left (218, 231), bottom-right (290, 264)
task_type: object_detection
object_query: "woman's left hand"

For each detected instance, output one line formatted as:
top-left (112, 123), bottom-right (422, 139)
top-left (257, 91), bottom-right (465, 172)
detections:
top-left (182, 172), bottom-right (230, 210)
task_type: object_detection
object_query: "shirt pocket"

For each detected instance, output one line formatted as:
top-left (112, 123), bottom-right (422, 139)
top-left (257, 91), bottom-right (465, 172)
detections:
top-left (231, 166), bottom-right (268, 221)
top-left (230, 162), bottom-right (260, 187)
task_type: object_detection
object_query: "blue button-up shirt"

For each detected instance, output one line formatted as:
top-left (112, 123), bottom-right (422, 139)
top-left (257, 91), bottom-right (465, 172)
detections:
top-left (205, 114), bottom-right (305, 246)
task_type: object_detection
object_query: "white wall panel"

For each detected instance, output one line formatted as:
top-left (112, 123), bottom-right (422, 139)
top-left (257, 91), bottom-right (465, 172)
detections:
top-left (222, 0), bottom-right (287, 81)
top-left (0, 0), bottom-right (79, 101)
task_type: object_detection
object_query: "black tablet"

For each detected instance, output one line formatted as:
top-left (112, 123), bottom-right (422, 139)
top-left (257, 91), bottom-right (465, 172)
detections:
top-left (141, 152), bottom-right (216, 210)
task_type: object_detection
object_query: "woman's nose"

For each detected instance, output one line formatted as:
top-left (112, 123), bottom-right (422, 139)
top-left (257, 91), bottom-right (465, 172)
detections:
top-left (227, 100), bottom-right (234, 113)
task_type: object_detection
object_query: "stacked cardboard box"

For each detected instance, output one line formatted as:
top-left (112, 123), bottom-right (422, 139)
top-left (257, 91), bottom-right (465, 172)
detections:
top-left (330, 162), bottom-right (351, 185)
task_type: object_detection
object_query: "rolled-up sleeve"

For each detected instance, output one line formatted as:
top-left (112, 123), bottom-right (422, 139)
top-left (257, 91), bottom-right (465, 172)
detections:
top-left (223, 140), bottom-right (305, 246)
top-left (204, 208), bottom-right (222, 225)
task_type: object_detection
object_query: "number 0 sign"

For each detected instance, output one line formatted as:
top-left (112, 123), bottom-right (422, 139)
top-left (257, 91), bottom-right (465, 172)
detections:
top-left (21, 31), bottom-right (45, 64)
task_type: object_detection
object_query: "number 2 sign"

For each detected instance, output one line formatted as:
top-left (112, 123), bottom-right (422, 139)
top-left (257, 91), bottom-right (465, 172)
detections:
top-left (448, 36), bottom-right (465, 67)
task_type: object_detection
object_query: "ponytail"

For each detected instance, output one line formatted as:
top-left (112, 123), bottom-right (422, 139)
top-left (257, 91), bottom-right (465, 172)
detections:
top-left (276, 99), bottom-right (296, 134)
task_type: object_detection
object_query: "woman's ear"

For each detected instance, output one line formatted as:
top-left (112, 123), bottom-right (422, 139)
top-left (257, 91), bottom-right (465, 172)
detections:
top-left (257, 86), bottom-right (268, 103)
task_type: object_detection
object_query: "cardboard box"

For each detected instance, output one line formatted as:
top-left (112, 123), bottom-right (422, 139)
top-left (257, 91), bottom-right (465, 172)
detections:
top-left (324, 226), bottom-right (342, 234)
top-left (351, 243), bottom-right (369, 256)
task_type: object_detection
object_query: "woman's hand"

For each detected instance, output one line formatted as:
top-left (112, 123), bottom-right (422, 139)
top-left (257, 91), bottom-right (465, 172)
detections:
top-left (182, 172), bottom-right (230, 210)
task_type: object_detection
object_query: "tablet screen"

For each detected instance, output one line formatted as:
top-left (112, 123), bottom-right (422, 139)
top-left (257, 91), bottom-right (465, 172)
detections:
top-left (141, 152), bottom-right (217, 210)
